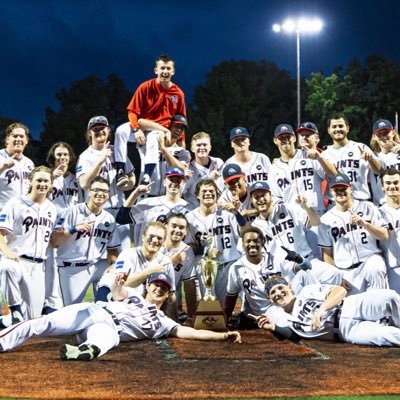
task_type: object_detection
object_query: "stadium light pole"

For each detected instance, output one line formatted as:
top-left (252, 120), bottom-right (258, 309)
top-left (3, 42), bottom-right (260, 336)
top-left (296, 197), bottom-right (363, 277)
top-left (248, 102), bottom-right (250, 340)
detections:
top-left (273, 18), bottom-right (323, 128)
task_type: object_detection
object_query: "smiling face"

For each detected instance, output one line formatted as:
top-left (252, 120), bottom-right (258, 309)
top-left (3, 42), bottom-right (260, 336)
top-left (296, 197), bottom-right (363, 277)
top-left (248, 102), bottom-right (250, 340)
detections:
top-left (155, 60), bottom-right (175, 85)
top-left (231, 136), bottom-right (250, 153)
top-left (88, 181), bottom-right (110, 208)
top-left (6, 127), bottom-right (29, 155)
top-left (89, 125), bottom-right (110, 149)
top-left (331, 185), bottom-right (352, 206)
top-left (170, 122), bottom-right (185, 142)
top-left (53, 146), bottom-right (70, 168)
top-left (374, 129), bottom-right (395, 151)
top-left (251, 189), bottom-right (272, 214)
top-left (382, 173), bottom-right (400, 199)
top-left (298, 131), bottom-right (319, 150)
top-left (242, 231), bottom-right (263, 260)
top-left (268, 283), bottom-right (295, 310)
top-left (143, 226), bottom-right (166, 255)
top-left (328, 118), bottom-right (350, 145)
top-left (225, 176), bottom-right (247, 197)
top-left (197, 183), bottom-right (218, 207)
top-left (164, 175), bottom-right (185, 195)
top-left (145, 282), bottom-right (171, 306)
top-left (191, 137), bottom-right (211, 159)
top-left (273, 133), bottom-right (296, 154)
top-left (29, 170), bottom-right (53, 198)
top-left (167, 216), bottom-right (187, 244)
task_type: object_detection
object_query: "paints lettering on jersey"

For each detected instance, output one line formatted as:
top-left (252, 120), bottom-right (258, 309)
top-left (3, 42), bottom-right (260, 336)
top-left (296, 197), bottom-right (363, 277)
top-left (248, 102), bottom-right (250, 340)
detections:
top-left (127, 295), bottom-right (162, 330)
top-left (270, 219), bottom-right (295, 236)
top-left (76, 228), bottom-right (113, 240)
top-left (334, 159), bottom-right (360, 169)
top-left (386, 219), bottom-right (400, 231)
top-left (51, 187), bottom-right (79, 199)
top-left (290, 167), bottom-right (314, 180)
top-left (246, 172), bottom-right (268, 184)
top-left (242, 278), bottom-right (257, 294)
top-left (277, 177), bottom-right (290, 190)
top-left (23, 216), bottom-right (54, 232)
top-left (5, 170), bottom-right (30, 185)
top-left (293, 299), bottom-right (320, 333)
top-left (209, 225), bottom-right (231, 236)
top-left (99, 161), bottom-right (116, 175)
top-left (331, 222), bottom-right (369, 242)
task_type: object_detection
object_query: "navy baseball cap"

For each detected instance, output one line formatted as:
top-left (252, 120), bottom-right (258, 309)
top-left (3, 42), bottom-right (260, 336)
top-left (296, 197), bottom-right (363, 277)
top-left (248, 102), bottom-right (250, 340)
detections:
top-left (373, 119), bottom-right (393, 135)
top-left (148, 272), bottom-right (172, 290)
top-left (249, 181), bottom-right (270, 194)
top-left (330, 173), bottom-right (351, 188)
top-left (274, 124), bottom-right (295, 137)
top-left (170, 115), bottom-right (188, 130)
top-left (229, 127), bottom-right (250, 140)
top-left (222, 163), bottom-right (244, 183)
top-left (165, 166), bottom-right (185, 179)
top-left (88, 116), bottom-right (109, 129)
top-left (297, 122), bottom-right (318, 134)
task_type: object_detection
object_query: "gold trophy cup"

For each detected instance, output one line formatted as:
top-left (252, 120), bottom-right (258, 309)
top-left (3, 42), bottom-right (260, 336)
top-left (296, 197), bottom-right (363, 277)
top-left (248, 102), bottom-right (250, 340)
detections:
top-left (193, 257), bottom-right (227, 330)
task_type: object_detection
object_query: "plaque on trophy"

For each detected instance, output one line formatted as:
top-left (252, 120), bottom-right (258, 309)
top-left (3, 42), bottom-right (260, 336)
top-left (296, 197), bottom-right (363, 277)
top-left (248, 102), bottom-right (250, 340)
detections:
top-left (193, 257), bottom-right (227, 331)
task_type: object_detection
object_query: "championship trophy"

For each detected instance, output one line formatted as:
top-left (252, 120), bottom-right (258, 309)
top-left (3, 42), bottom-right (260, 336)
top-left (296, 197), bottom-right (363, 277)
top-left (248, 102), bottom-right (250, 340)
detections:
top-left (193, 256), bottom-right (227, 330)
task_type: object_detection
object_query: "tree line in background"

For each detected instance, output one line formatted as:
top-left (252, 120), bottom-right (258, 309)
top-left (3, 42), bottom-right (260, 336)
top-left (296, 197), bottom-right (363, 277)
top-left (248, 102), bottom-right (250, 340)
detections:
top-left (1, 54), bottom-right (400, 166)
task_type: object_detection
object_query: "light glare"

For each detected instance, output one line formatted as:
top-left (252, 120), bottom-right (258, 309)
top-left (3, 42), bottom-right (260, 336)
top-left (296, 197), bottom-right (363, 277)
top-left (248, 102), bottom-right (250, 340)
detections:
top-left (273, 17), bottom-right (323, 34)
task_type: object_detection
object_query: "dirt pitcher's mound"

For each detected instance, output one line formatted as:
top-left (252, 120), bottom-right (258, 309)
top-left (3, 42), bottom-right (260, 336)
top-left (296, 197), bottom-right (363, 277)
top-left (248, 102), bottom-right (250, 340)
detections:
top-left (1, 331), bottom-right (400, 399)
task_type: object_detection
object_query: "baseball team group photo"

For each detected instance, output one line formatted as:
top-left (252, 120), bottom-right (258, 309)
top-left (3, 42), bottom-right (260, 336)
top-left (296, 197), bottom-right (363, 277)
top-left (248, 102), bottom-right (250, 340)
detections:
top-left (2, 16), bottom-right (400, 397)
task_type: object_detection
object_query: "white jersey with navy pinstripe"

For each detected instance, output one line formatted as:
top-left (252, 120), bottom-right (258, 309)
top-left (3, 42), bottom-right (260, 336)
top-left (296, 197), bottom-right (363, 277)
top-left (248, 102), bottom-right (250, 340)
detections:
top-left (186, 208), bottom-right (241, 263)
top-left (0, 149), bottom-right (34, 211)
top-left (252, 202), bottom-right (312, 258)
top-left (54, 203), bottom-right (119, 265)
top-left (161, 243), bottom-right (196, 284)
top-left (225, 151), bottom-right (271, 186)
top-left (76, 145), bottom-right (134, 209)
top-left (268, 149), bottom-right (326, 213)
top-left (49, 172), bottom-right (81, 215)
top-left (0, 196), bottom-right (56, 259)
top-left (322, 141), bottom-right (373, 200)
top-left (113, 247), bottom-right (176, 295)
top-left (318, 200), bottom-right (387, 268)
top-left (379, 203), bottom-right (400, 268)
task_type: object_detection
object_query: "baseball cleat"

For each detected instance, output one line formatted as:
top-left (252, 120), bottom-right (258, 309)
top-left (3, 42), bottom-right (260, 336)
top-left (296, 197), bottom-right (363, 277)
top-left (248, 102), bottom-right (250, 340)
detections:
top-left (116, 170), bottom-right (129, 190)
top-left (60, 343), bottom-right (101, 361)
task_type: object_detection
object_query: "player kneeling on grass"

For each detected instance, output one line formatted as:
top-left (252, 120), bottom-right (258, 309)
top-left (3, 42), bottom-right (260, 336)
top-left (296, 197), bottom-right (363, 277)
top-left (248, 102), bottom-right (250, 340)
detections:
top-left (250, 275), bottom-right (400, 346)
top-left (0, 272), bottom-right (241, 361)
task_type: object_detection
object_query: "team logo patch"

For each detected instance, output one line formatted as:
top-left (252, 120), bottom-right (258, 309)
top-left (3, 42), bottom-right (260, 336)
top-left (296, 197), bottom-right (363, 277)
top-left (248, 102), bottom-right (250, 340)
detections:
top-left (279, 213), bottom-right (286, 219)
top-left (256, 165), bottom-right (262, 170)
top-left (115, 261), bottom-right (125, 270)
top-left (357, 212), bottom-right (363, 217)
top-left (348, 152), bottom-right (353, 157)
top-left (105, 222), bottom-right (110, 227)
top-left (48, 212), bottom-right (52, 217)
top-left (76, 166), bottom-right (83, 173)
top-left (0, 214), bottom-right (6, 222)
top-left (217, 217), bottom-right (223, 224)
top-left (169, 96), bottom-right (178, 103)
top-left (300, 160), bottom-right (306, 165)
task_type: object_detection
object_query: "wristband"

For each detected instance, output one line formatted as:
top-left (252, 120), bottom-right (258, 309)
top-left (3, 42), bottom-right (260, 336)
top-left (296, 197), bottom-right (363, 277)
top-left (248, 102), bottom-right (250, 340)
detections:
top-left (298, 258), bottom-right (311, 271)
top-left (235, 212), bottom-right (247, 227)
top-left (68, 226), bottom-right (77, 235)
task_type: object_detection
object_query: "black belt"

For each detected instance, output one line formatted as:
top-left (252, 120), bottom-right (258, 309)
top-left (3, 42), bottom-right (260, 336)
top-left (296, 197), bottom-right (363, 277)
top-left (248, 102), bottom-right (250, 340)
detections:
top-left (102, 307), bottom-right (121, 328)
top-left (21, 254), bottom-right (44, 263)
top-left (62, 261), bottom-right (90, 267)
top-left (347, 262), bottom-right (362, 270)
top-left (333, 305), bottom-right (342, 342)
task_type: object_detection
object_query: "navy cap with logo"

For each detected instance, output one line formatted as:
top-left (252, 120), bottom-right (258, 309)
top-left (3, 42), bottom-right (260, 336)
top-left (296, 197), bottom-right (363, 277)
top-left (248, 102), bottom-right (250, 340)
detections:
top-left (165, 166), bottom-right (185, 179)
top-left (222, 163), bottom-right (244, 183)
top-left (229, 127), bottom-right (250, 140)
top-left (249, 181), bottom-right (270, 194)
top-left (330, 173), bottom-right (351, 188)
top-left (170, 114), bottom-right (188, 130)
top-left (296, 122), bottom-right (318, 134)
top-left (274, 124), bottom-right (295, 137)
top-left (147, 272), bottom-right (172, 290)
top-left (373, 119), bottom-right (393, 135)
top-left (88, 116), bottom-right (109, 130)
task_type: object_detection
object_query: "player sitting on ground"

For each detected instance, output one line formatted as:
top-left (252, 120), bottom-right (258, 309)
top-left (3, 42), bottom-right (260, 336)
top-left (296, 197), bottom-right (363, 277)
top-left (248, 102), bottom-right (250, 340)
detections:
top-left (0, 272), bottom-right (241, 361)
top-left (250, 275), bottom-right (400, 346)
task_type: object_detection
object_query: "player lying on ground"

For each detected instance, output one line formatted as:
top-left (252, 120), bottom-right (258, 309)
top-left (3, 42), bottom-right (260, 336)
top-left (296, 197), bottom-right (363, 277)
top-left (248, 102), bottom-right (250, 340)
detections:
top-left (249, 275), bottom-right (400, 346)
top-left (0, 272), bottom-right (241, 361)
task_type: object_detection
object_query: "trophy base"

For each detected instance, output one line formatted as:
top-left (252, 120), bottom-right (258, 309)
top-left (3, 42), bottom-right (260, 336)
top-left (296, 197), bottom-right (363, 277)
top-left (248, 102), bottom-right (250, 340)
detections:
top-left (193, 300), bottom-right (227, 331)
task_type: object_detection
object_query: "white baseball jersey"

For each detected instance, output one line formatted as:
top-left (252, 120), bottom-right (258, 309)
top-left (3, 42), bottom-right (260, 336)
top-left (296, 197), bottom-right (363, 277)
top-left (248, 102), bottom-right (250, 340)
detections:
top-left (76, 145), bottom-right (134, 209)
top-left (0, 149), bottom-right (34, 211)
top-left (318, 200), bottom-right (387, 268)
top-left (49, 172), bottom-right (81, 215)
top-left (161, 243), bottom-right (196, 284)
top-left (322, 141), bottom-right (373, 200)
top-left (186, 208), bottom-right (241, 263)
top-left (372, 152), bottom-right (400, 205)
top-left (219, 188), bottom-right (255, 221)
top-left (268, 149), bottom-right (327, 213)
top-left (252, 201), bottom-right (313, 258)
top-left (54, 203), bottom-right (119, 265)
top-left (224, 151), bottom-right (271, 186)
top-left (183, 156), bottom-right (225, 206)
top-left (113, 247), bottom-right (176, 295)
top-left (227, 253), bottom-right (280, 315)
top-left (379, 203), bottom-right (400, 268)
top-left (0, 196), bottom-right (56, 259)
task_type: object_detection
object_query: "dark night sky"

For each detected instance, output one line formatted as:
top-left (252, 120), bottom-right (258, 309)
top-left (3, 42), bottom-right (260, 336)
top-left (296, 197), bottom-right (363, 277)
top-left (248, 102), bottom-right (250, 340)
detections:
top-left (1, 0), bottom-right (399, 137)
